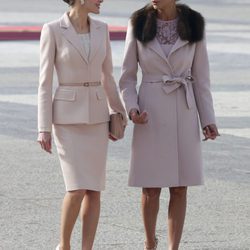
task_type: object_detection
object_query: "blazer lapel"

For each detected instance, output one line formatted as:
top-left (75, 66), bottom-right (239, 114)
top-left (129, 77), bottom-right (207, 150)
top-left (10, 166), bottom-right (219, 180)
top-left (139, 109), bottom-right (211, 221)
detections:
top-left (60, 12), bottom-right (89, 64)
top-left (89, 17), bottom-right (102, 63)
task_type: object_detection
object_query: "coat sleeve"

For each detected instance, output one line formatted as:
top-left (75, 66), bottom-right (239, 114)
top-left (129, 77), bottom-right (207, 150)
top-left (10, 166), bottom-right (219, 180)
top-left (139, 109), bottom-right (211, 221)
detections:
top-left (191, 35), bottom-right (216, 129)
top-left (37, 23), bottom-right (56, 132)
top-left (119, 20), bottom-right (139, 115)
top-left (101, 24), bottom-right (127, 125)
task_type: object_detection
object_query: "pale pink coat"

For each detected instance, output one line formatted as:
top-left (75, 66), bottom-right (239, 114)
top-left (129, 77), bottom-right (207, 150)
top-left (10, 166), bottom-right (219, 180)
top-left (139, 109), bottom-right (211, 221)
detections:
top-left (119, 21), bottom-right (216, 187)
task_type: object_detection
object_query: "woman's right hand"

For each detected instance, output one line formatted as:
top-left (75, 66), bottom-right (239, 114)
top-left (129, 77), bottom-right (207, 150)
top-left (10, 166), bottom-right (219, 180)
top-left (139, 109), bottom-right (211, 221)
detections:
top-left (37, 132), bottom-right (52, 154)
top-left (129, 109), bottom-right (148, 124)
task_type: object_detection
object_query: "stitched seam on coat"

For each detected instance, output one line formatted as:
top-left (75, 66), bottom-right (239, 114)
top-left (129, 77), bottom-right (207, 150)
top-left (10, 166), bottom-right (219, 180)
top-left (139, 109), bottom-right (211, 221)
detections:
top-left (195, 79), bottom-right (209, 127)
top-left (46, 23), bottom-right (57, 58)
top-left (192, 41), bottom-right (213, 128)
top-left (176, 89), bottom-right (180, 186)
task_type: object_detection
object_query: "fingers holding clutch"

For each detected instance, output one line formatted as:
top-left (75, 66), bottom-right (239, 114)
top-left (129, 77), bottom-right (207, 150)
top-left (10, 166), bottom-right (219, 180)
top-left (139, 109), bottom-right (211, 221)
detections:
top-left (130, 109), bottom-right (148, 124)
top-left (109, 132), bottom-right (118, 141)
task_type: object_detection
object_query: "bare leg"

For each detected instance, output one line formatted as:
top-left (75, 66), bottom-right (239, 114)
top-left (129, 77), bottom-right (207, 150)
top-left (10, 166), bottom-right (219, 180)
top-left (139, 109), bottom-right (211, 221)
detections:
top-left (80, 190), bottom-right (101, 250)
top-left (142, 188), bottom-right (161, 249)
top-left (168, 186), bottom-right (187, 250)
top-left (59, 190), bottom-right (86, 250)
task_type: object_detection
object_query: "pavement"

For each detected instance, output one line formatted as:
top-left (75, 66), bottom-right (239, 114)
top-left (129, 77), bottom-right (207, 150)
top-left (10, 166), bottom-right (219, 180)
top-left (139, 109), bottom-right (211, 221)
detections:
top-left (0, 0), bottom-right (250, 249)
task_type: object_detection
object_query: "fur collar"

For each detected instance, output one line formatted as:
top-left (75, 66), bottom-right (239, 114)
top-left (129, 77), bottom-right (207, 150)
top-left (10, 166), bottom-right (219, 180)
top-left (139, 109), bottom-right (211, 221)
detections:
top-left (131, 4), bottom-right (205, 44)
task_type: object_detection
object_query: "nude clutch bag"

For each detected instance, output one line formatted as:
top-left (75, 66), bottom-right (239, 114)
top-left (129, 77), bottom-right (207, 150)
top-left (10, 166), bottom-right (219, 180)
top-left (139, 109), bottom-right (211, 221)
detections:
top-left (109, 113), bottom-right (125, 140)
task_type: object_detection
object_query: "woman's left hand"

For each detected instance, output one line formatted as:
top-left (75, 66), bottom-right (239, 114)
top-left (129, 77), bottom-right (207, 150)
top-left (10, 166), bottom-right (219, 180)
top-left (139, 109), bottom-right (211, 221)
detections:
top-left (202, 124), bottom-right (220, 141)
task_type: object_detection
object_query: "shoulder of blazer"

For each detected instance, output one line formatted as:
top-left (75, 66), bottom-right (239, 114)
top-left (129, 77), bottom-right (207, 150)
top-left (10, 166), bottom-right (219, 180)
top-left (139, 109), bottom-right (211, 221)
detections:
top-left (41, 18), bottom-right (61, 37)
top-left (58, 13), bottom-right (107, 32)
top-left (44, 18), bottom-right (61, 29)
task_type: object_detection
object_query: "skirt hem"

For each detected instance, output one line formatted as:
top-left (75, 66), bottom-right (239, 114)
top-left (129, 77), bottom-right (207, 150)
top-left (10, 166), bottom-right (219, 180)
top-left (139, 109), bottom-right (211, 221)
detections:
top-left (65, 185), bottom-right (105, 192)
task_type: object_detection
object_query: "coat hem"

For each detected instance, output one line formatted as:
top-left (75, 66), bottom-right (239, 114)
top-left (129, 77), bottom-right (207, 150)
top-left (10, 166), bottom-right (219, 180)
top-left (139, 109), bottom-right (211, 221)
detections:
top-left (128, 182), bottom-right (204, 188)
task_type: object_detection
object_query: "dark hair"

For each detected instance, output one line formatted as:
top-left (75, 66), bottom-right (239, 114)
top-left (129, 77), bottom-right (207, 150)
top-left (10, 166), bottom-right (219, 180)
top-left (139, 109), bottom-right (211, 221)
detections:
top-left (62, 0), bottom-right (75, 6)
top-left (131, 3), bottom-right (205, 45)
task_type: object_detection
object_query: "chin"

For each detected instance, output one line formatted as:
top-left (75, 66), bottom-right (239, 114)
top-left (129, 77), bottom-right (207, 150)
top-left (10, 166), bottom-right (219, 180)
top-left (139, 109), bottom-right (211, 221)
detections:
top-left (152, 3), bottom-right (160, 9)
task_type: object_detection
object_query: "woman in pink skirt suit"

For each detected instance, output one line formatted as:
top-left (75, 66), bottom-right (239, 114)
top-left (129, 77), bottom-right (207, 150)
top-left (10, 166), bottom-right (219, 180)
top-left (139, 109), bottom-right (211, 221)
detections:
top-left (37, 0), bottom-right (127, 249)
top-left (119, 0), bottom-right (219, 249)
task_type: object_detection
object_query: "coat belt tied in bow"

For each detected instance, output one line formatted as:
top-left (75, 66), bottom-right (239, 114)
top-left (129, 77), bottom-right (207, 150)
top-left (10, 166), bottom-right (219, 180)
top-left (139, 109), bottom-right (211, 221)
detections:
top-left (161, 75), bottom-right (194, 109)
top-left (142, 72), bottom-right (194, 109)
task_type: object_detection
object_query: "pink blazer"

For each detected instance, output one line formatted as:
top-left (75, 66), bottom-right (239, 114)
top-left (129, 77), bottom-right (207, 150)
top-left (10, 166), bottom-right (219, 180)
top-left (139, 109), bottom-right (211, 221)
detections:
top-left (38, 13), bottom-right (127, 132)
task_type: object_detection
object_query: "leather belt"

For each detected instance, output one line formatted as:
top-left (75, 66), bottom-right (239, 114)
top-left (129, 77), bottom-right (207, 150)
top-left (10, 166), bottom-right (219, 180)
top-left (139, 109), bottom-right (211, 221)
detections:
top-left (142, 72), bottom-right (194, 109)
top-left (60, 82), bottom-right (101, 87)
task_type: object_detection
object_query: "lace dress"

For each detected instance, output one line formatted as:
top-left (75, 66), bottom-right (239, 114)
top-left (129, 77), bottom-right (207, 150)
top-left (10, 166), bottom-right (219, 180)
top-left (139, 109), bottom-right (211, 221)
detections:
top-left (156, 18), bottom-right (179, 57)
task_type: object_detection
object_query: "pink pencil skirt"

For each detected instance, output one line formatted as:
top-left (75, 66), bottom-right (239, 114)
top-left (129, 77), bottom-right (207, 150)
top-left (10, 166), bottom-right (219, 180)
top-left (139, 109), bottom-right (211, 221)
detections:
top-left (53, 122), bottom-right (109, 191)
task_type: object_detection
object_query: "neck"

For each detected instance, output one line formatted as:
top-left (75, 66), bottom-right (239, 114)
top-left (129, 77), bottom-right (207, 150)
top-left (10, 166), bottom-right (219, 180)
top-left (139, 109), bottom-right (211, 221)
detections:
top-left (157, 3), bottom-right (177, 21)
top-left (68, 7), bottom-right (89, 32)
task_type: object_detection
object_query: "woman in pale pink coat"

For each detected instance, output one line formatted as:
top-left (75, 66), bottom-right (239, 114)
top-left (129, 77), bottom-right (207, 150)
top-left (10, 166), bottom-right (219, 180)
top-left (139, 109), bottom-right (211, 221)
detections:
top-left (37, 0), bottom-right (127, 249)
top-left (119, 0), bottom-right (219, 249)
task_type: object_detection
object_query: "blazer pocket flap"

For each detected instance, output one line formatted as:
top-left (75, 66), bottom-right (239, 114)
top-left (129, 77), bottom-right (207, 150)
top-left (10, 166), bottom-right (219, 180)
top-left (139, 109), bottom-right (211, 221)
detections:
top-left (54, 89), bottom-right (76, 101)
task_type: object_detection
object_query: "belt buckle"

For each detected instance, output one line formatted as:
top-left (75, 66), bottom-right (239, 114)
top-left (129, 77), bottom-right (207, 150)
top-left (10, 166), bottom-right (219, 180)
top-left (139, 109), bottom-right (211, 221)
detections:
top-left (186, 76), bottom-right (193, 81)
top-left (83, 82), bottom-right (89, 87)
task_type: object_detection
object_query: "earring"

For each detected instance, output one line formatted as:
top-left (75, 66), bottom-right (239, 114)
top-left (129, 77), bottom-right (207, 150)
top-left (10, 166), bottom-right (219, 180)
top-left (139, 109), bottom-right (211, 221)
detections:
top-left (80, 0), bottom-right (85, 5)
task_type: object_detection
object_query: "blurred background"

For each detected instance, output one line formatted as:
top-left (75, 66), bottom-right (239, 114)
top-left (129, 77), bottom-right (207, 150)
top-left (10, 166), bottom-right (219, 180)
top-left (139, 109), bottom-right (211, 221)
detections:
top-left (0, 0), bottom-right (249, 249)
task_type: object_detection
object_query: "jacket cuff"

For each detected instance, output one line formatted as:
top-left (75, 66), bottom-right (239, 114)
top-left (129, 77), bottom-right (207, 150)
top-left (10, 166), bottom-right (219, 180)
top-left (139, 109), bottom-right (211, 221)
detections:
top-left (200, 117), bottom-right (216, 129)
top-left (38, 127), bottom-right (52, 133)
